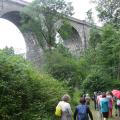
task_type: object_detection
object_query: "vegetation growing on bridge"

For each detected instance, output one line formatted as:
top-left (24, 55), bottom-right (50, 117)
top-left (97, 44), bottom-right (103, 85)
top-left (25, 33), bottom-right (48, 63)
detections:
top-left (21, 0), bottom-right (74, 50)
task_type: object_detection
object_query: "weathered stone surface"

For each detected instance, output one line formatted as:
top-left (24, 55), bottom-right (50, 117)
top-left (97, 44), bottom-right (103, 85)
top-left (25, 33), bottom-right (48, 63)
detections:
top-left (0, 0), bottom-right (91, 68)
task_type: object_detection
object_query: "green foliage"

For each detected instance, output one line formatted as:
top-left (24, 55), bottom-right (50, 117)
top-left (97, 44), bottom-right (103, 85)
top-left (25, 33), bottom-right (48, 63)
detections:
top-left (44, 46), bottom-right (88, 89)
top-left (0, 50), bottom-right (68, 120)
top-left (21, 0), bottom-right (74, 50)
top-left (82, 24), bottom-right (120, 93)
top-left (97, 25), bottom-right (120, 79)
top-left (2, 46), bottom-right (14, 55)
top-left (83, 66), bottom-right (113, 93)
top-left (86, 9), bottom-right (94, 24)
top-left (71, 89), bottom-right (81, 106)
top-left (95, 0), bottom-right (120, 27)
top-left (89, 27), bottom-right (101, 49)
top-left (58, 21), bottom-right (73, 40)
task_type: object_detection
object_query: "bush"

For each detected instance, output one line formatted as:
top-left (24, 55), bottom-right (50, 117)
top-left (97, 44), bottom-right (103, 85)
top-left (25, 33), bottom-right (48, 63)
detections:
top-left (44, 48), bottom-right (87, 89)
top-left (82, 67), bottom-right (114, 93)
top-left (0, 50), bottom-right (68, 120)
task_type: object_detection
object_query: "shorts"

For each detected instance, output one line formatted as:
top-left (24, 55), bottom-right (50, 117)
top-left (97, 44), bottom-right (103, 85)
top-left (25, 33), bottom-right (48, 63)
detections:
top-left (102, 112), bottom-right (109, 118)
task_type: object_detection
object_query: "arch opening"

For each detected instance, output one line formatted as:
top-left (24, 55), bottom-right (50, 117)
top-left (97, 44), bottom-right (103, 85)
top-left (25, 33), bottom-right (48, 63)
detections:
top-left (0, 18), bottom-right (26, 56)
top-left (1, 11), bottom-right (46, 68)
top-left (57, 23), bottom-right (82, 56)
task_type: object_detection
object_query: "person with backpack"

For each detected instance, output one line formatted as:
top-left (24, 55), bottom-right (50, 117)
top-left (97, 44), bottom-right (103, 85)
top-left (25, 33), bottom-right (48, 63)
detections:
top-left (55, 94), bottom-right (72, 120)
top-left (74, 97), bottom-right (93, 120)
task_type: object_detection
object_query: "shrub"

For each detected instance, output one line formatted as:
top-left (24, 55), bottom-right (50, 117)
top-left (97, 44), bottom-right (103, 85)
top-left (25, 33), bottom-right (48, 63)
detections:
top-left (44, 49), bottom-right (87, 89)
top-left (0, 50), bottom-right (68, 120)
top-left (82, 67), bottom-right (114, 93)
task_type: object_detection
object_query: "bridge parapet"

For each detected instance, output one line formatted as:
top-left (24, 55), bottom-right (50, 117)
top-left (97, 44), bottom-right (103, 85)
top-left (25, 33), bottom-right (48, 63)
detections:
top-left (0, 0), bottom-right (28, 17)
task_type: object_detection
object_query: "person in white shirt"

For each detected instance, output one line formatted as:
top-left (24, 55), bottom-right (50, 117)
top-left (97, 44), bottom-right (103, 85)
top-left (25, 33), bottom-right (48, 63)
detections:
top-left (57, 94), bottom-right (72, 120)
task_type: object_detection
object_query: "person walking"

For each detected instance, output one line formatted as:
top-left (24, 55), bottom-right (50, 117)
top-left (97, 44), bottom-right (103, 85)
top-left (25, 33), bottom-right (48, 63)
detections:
top-left (116, 98), bottom-right (120, 117)
top-left (85, 94), bottom-right (91, 105)
top-left (74, 97), bottom-right (93, 120)
top-left (56, 94), bottom-right (72, 120)
top-left (96, 92), bottom-right (102, 119)
top-left (100, 93), bottom-right (109, 120)
top-left (114, 97), bottom-right (118, 116)
top-left (106, 91), bottom-right (113, 117)
top-left (92, 92), bottom-right (97, 110)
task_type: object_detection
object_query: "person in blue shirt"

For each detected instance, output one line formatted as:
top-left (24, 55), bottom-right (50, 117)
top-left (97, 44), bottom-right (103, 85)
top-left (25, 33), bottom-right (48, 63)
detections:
top-left (74, 97), bottom-right (93, 120)
top-left (100, 93), bottom-right (109, 120)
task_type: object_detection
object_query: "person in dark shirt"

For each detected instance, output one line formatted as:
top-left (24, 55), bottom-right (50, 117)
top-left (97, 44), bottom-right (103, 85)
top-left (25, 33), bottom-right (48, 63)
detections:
top-left (74, 97), bottom-right (93, 120)
top-left (92, 92), bottom-right (97, 110)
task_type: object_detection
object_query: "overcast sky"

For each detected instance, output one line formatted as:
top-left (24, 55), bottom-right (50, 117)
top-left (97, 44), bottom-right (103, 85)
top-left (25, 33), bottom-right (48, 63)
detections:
top-left (25, 0), bottom-right (98, 22)
top-left (0, 0), bottom-right (98, 54)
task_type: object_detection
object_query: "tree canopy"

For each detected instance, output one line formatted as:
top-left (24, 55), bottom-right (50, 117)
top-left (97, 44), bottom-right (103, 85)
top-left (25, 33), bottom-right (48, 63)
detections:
top-left (94, 0), bottom-right (120, 27)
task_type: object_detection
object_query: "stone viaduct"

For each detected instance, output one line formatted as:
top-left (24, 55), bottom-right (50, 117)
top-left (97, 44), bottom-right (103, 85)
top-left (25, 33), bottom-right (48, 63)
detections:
top-left (0, 0), bottom-right (91, 67)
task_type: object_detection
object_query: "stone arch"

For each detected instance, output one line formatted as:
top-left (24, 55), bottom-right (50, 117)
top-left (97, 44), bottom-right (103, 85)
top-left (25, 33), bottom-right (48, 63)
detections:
top-left (1, 10), bottom-right (43, 68)
top-left (55, 20), bottom-right (83, 55)
top-left (1, 11), bottom-right (22, 26)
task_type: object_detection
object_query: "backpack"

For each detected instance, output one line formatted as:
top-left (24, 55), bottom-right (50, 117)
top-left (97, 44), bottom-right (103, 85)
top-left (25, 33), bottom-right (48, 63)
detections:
top-left (77, 105), bottom-right (88, 120)
top-left (55, 106), bottom-right (62, 117)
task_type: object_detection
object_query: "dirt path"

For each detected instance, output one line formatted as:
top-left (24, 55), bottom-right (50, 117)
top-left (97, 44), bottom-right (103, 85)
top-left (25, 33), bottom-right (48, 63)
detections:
top-left (90, 102), bottom-right (119, 120)
top-left (92, 109), bottom-right (119, 120)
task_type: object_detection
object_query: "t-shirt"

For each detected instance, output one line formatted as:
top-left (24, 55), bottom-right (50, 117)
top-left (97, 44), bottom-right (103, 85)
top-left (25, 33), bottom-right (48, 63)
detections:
top-left (100, 98), bottom-right (109, 112)
top-left (58, 101), bottom-right (72, 120)
top-left (58, 101), bottom-right (72, 114)
top-left (106, 95), bottom-right (113, 108)
top-left (75, 105), bottom-right (88, 120)
top-left (74, 104), bottom-right (93, 120)
top-left (97, 95), bottom-right (102, 106)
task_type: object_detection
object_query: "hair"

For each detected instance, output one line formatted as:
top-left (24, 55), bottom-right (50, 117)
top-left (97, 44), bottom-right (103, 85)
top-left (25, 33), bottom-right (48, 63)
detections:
top-left (106, 91), bottom-right (110, 95)
top-left (98, 91), bottom-right (101, 95)
top-left (62, 94), bottom-right (70, 102)
top-left (110, 92), bottom-right (113, 97)
top-left (80, 97), bottom-right (86, 104)
top-left (102, 93), bottom-right (106, 98)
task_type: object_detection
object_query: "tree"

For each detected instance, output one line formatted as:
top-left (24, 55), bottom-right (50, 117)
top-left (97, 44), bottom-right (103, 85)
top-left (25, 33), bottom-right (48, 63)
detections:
top-left (44, 45), bottom-right (89, 89)
top-left (94, 0), bottom-right (120, 27)
top-left (89, 27), bottom-right (101, 49)
top-left (97, 25), bottom-right (120, 80)
top-left (3, 46), bottom-right (14, 55)
top-left (81, 24), bottom-right (120, 93)
top-left (83, 67), bottom-right (113, 93)
top-left (86, 9), bottom-right (94, 24)
top-left (21, 0), bottom-right (74, 50)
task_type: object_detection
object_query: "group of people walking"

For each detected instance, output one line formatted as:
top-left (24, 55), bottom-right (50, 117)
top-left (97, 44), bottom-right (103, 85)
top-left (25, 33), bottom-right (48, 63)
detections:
top-left (55, 91), bottom-right (120, 120)
top-left (93, 91), bottom-right (120, 120)
top-left (55, 94), bottom-right (93, 120)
